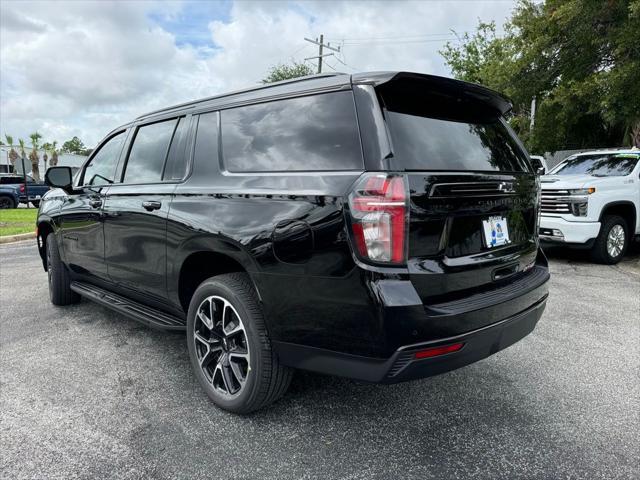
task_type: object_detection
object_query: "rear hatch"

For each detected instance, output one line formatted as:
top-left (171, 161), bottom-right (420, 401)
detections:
top-left (376, 74), bottom-right (541, 307)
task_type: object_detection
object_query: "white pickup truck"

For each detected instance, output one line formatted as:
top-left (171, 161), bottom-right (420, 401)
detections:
top-left (539, 149), bottom-right (640, 264)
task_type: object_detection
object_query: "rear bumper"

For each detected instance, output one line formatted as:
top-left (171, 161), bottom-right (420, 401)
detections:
top-left (274, 294), bottom-right (547, 383)
top-left (539, 215), bottom-right (600, 244)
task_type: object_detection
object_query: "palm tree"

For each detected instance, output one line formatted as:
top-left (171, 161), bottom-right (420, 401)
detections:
top-left (50, 140), bottom-right (59, 167)
top-left (29, 132), bottom-right (42, 181)
top-left (4, 134), bottom-right (19, 173)
top-left (42, 142), bottom-right (51, 172)
top-left (18, 139), bottom-right (26, 166)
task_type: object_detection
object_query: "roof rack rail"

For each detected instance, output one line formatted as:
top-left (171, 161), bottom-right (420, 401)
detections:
top-left (135, 72), bottom-right (346, 121)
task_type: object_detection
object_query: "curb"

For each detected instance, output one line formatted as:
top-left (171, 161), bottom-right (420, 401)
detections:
top-left (0, 232), bottom-right (36, 244)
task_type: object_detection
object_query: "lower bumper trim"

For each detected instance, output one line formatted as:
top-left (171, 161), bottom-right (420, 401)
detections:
top-left (274, 295), bottom-right (547, 383)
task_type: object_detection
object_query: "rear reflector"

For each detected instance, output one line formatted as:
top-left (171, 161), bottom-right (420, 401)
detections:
top-left (414, 342), bottom-right (464, 359)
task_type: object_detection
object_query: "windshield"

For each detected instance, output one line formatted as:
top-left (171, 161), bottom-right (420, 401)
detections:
top-left (550, 153), bottom-right (639, 176)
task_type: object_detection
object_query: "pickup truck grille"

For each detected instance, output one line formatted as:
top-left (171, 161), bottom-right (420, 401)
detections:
top-left (540, 189), bottom-right (572, 214)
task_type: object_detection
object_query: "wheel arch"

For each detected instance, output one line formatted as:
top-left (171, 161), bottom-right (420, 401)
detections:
top-left (36, 219), bottom-right (55, 271)
top-left (599, 201), bottom-right (637, 233)
top-left (172, 237), bottom-right (262, 314)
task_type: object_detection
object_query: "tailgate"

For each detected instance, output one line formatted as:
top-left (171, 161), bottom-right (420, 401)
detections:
top-left (406, 172), bottom-right (540, 303)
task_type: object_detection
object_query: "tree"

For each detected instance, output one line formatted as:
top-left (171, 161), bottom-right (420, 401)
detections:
top-left (4, 134), bottom-right (19, 173)
top-left (29, 132), bottom-right (42, 181)
top-left (50, 140), bottom-right (59, 167)
top-left (61, 136), bottom-right (86, 155)
top-left (441, 0), bottom-right (640, 153)
top-left (262, 62), bottom-right (314, 84)
top-left (42, 142), bottom-right (52, 172)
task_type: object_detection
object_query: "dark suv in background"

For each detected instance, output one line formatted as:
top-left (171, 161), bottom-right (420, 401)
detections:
top-left (39, 71), bottom-right (549, 413)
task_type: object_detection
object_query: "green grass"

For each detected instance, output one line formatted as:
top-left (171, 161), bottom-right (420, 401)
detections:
top-left (0, 208), bottom-right (37, 237)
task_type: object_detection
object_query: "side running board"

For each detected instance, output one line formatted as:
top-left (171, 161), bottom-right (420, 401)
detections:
top-left (70, 281), bottom-right (186, 331)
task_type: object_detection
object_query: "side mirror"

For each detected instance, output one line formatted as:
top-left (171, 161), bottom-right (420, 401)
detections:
top-left (45, 166), bottom-right (74, 193)
top-left (529, 157), bottom-right (546, 175)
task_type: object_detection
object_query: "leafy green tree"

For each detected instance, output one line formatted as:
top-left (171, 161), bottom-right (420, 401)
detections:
top-left (441, 0), bottom-right (640, 152)
top-left (61, 136), bottom-right (86, 155)
top-left (262, 62), bottom-right (314, 84)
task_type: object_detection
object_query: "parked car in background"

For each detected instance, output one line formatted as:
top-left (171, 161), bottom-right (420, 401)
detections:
top-left (0, 184), bottom-right (20, 209)
top-left (0, 174), bottom-right (50, 207)
top-left (539, 149), bottom-right (640, 263)
top-left (37, 71), bottom-right (549, 413)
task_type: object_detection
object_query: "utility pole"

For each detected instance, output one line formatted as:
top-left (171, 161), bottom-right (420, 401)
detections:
top-left (304, 35), bottom-right (340, 74)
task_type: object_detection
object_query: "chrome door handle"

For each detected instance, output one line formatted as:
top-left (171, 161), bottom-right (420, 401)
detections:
top-left (142, 200), bottom-right (162, 211)
top-left (89, 199), bottom-right (102, 208)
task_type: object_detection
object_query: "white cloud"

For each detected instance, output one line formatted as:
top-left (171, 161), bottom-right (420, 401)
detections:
top-left (0, 0), bottom-right (516, 147)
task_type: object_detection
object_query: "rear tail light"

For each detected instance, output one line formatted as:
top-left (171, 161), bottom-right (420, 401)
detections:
top-left (19, 184), bottom-right (25, 193)
top-left (348, 173), bottom-right (408, 264)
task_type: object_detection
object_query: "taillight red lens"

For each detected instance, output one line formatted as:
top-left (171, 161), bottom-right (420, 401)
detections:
top-left (19, 184), bottom-right (25, 193)
top-left (348, 174), bottom-right (407, 264)
top-left (414, 342), bottom-right (464, 359)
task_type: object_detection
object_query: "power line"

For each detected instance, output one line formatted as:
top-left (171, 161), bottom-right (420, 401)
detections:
top-left (326, 32), bottom-right (459, 42)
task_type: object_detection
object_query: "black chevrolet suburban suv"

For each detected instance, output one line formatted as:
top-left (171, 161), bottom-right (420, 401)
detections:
top-left (38, 71), bottom-right (549, 413)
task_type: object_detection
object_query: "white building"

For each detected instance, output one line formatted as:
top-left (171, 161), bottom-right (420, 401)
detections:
top-left (0, 145), bottom-right (88, 177)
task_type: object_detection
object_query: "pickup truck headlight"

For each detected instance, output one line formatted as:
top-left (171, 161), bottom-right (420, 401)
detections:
top-left (568, 187), bottom-right (596, 195)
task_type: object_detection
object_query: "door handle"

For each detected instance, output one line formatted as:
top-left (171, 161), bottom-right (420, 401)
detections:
top-left (142, 200), bottom-right (162, 211)
top-left (89, 199), bottom-right (102, 208)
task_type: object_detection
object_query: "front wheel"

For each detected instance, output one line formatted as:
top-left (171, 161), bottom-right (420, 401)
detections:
top-left (46, 234), bottom-right (80, 305)
top-left (186, 273), bottom-right (293, 414)
top-left (591, 215), bottom-right (628, 264)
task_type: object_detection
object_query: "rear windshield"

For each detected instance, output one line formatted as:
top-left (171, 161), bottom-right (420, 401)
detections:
top-left (378, 84), bottom-right (530, 173)
top-left (550, 153), bottom-right (639, 177)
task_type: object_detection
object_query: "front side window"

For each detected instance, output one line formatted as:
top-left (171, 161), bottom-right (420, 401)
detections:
top-left (550, 153), bottom-right (639, 177)
top-left (83, 132), bottom-right (126, 186)
top-left (220, 91), bottom-right (363, 172)
top-left (123, 119), bottom-right (178, 184)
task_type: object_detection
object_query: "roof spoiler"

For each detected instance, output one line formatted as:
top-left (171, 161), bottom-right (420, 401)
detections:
top-left (352, 71), bottom-right (513, 115)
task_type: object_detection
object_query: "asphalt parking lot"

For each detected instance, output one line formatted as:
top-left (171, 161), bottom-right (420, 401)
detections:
top-left (1, 241), bottom-right (639, 480)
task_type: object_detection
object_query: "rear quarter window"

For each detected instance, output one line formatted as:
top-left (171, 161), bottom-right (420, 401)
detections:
top-left (219, 91), bottom-right (363, 172)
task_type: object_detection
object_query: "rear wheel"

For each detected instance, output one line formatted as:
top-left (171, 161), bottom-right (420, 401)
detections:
top-left (46, 235), bottom-right (80, 305)
top-left (186, 273), bottom-right (292, 413)
top-left (0, 195), bottom-right (16, 209)
top-left (591, 215), bottom-right (628, 264)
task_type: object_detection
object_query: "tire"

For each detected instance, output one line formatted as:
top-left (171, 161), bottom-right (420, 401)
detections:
top-left (0, 195), bottom-right (16, 209)
top-left (590, 215), bottom-right (628, 264)
top-left (46, 234), bottom-right (80, 306)
top-left (186, 273), bottom-right (293, 414)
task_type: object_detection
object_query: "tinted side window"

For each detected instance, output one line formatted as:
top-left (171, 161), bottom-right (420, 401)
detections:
top-left (220, 91), bottom-right (363, 172)
top-left (83, 132), bottom-right (126, 186)
top-left (123, 119), bottom-right (177, 184)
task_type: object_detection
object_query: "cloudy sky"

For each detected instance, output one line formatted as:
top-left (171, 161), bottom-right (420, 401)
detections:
top-left (0, 0), bottom-right (518, 147)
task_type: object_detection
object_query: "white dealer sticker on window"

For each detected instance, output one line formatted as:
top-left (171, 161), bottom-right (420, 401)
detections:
top-left (482, 216), bottom-right (510, 248)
